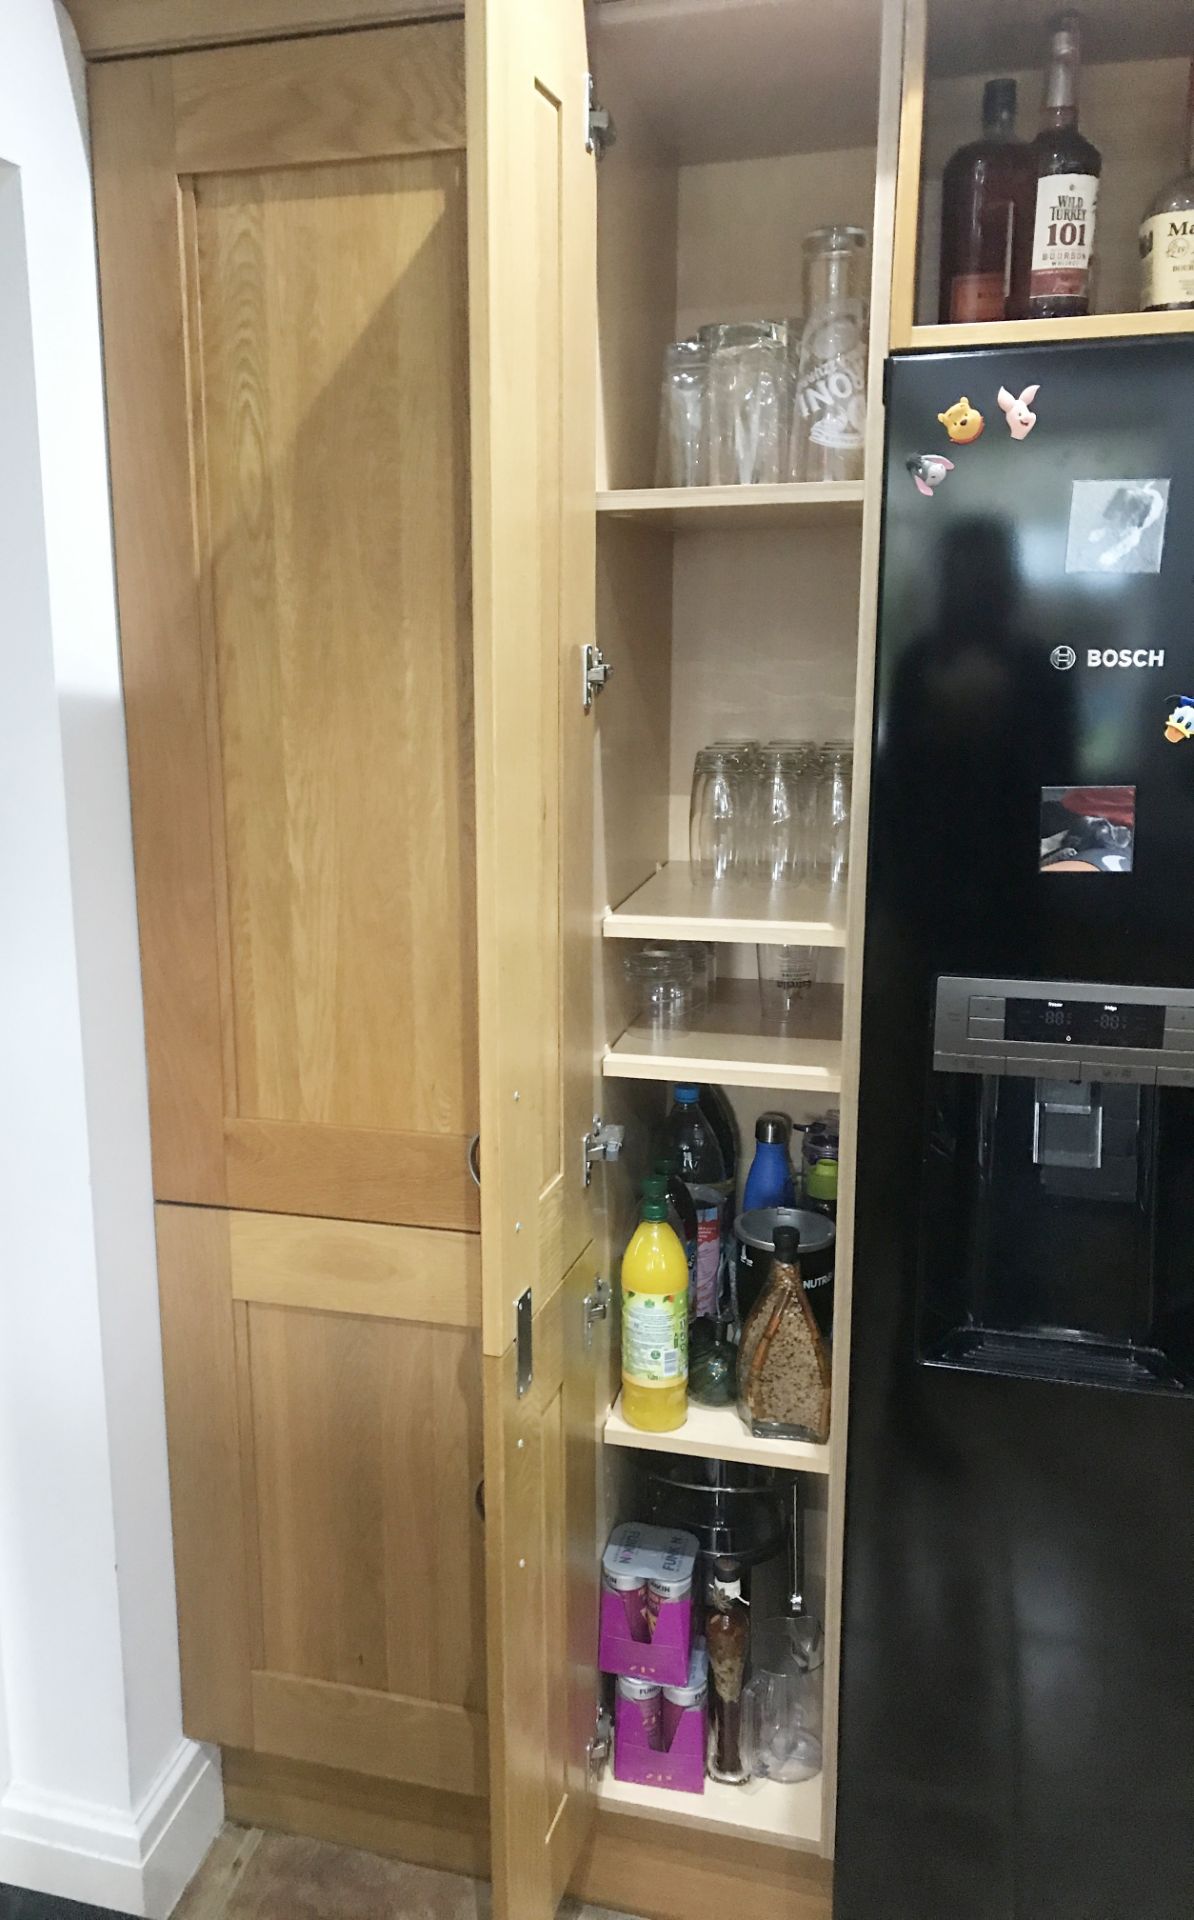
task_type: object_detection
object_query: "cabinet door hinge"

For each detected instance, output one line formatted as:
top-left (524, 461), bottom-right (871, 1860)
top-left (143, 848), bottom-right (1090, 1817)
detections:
top-left (582, 641), bottom-right (613, 712)
top-left (587, 1704), bottom-right (613, 1777)
top-left (586, 74), bottom-right (615, 158)
top-left (582, 1275), bottom-right (611, 1351)
top-left (583, 1114), bottom-right (625, 1186)
top-left (515, 1287), bottom-right (534, 1399)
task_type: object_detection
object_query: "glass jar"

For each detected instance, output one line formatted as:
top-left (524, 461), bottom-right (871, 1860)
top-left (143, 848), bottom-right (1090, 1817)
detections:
top-left (623, 947), bottom-right (695, 1031)
top-left (703, 322), bottom-right (789, 486)
top-left (790, 227), bottom-right (869, 483)
top-left (737, 1224), bottom-right (831, 1443)
top-left (815, 742), bottom-right (853, 887)
top-left (655, 338), bottom-right (709, 487)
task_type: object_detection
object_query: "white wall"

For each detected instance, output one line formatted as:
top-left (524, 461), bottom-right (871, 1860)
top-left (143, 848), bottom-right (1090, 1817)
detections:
top-left (0, 5), bottom-right (221, 1911)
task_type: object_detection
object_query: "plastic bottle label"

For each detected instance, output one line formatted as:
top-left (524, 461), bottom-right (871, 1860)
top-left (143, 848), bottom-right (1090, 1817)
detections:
top-left (622, 1290), bottom-right (689, 1389)
top-left (1029, 175), bottom-right (1098, 300)
top-left (693, 1203), bottom-right (722, 1318)
top-left (1141, 211), bottom-right (1194, 309)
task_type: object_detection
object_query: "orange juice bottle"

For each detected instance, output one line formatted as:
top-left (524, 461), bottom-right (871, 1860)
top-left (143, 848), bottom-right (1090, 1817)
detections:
top-left (621, 1176), bottom-right (689, 1432)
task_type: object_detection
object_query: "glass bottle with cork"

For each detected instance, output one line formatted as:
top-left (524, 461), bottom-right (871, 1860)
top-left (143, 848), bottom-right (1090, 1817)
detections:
top-left (706, 1557), bottom-right (750, 1784)
top-left (939, 77), bottom-right (1035, 324)
top-left (1140, 59), bottom-right (1194, 312)
top-left (1026, 11), bottom-right (1102, 319)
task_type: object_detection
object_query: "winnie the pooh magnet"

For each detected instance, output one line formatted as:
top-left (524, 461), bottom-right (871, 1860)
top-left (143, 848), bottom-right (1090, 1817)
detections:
top-left (938, 397), bottom-right (985, 444)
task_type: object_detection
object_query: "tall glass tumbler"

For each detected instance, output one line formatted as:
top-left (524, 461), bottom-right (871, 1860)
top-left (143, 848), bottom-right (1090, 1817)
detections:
top-left (703, 322), bottom-right (788, 486)
top-left (816, 742), bottom-right (853, 887)
top-left (690, 748), bottom-right (747, 883)
top-left (655, 338), bottom-right (709, 487)
top-left (757, 745), bottom-right (804, 886)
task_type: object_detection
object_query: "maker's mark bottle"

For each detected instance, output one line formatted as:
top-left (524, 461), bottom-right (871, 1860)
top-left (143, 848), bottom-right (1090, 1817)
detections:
top-left (1140, 60), bottom-right (1194, 312)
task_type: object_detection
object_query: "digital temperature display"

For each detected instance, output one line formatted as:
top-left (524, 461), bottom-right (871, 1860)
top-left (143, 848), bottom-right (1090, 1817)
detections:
top-left (1005, 998), bottom-right (1165, 1049)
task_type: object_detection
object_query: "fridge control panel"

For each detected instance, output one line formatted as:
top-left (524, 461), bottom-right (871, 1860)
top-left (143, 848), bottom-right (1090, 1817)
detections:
top-left (933, 976), bottom-right (1194, 1086)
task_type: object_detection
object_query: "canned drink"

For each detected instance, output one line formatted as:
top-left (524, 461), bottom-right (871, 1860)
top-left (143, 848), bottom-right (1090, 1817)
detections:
top-left (616, 1673), bottom-right (663, 1748)
top-left (645, 1542), bottom-right (694, 1639)
top-left (602, 1565), bottom-right (647, 1638)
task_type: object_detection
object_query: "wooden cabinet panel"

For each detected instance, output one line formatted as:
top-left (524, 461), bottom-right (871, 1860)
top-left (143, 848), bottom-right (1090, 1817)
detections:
top-left (155, 1203), bottom-right (486, 1787)
top-left (92, 22), bottom-right (476, 1228)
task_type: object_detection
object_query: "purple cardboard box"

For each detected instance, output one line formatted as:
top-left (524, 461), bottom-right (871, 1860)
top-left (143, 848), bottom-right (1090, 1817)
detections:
top-left (613, 1646), bottom-right (707, 1794)
top-left (599, 1522), bottom-right (699, 1688)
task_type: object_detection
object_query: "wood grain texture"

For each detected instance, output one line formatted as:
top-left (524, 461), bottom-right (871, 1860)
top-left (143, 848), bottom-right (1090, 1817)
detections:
top-left (224, 1120), bottom-right (480, 1231)
top-left (888, 0), bottom-right (924, 349)
top-left (193, 149), bottom-right (475, 1141)
top-left (64, 0), bottom-right (460, 60)
top-left (469, 0), bottom-right (596, 1361)
top-left (483, 1248), bottom-right (606, 1920)
top-left (221, 1750), bottom-right (489, 1880)
top-left (229, 1209), bottom-right (481, 1326)
top-left (571, 1811), bottom-right (833, 1920)
top-left (250, 1670), bottom-right (487, 1794)
top-left (173, 22), bottom-right (465, 172)
top-left (91, 59), bottom-right (229, 1204)
top-left (154, 1204), bottom-right (254, 1744)
top-left (246, 1304), bottom-right (485, 1711)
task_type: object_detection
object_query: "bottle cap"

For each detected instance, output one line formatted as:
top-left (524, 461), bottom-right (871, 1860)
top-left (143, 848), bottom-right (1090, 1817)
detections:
top-left (674, 1084), bottom-right (700, 1104)
top-left (712, 1555), bottom-right (743, 1600)
top-left (982, 77), bottom-right (1017, 125)
top-left (773, 1223), bottom-right (802, 1263)
top-left (806, 1156), bottom-right (839, 1202)
top-left (755, 1111), bottom-right (791, 1146)
top-left (641, 1175), bottom-right (668, 1222)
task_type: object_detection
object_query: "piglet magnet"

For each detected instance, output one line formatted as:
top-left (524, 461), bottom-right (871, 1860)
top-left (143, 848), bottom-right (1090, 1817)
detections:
top-left (998, 384), bottom-right (1040, 439)
top-left (907, 453), bottom-right (954, 498)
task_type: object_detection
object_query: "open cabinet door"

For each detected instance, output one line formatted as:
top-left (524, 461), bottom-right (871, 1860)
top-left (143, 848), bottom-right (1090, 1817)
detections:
top-left (468, 0), bottom-right (602, 1916)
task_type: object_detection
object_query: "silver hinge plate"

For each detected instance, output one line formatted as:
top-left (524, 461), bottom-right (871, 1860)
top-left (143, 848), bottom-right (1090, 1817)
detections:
top-left (582, 641), bottom-right (613, 712)
top-left (586, 74), bottom-right (615, 159)
top-left (587, 1705), bottom-right (613, 1778)
top-left (583, 1114), bottom-right (625, 1186)
top-left (582, 1276), bottom-right (611, 1350)
top-left (515, 1287), bottom-right (533, 1399)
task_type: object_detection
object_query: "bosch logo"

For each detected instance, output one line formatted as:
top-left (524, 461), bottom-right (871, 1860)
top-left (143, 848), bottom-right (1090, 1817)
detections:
top-left (1087, 648), bottom-right (1166, 669)
top-left (1050, 646), bottom-right (1076, 671)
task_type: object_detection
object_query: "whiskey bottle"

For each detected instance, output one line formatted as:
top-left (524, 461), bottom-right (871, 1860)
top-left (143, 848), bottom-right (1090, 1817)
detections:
top-left (939, 78), bottom-right (1036, 324)
top-left (1026, 12), bottom-right (1102, 319)
top-left (1140, 60), bottom-right (1194, 311)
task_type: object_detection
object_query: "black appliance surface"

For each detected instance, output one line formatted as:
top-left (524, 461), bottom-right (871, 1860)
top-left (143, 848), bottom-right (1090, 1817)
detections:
top-left (836, 341), bottom-right (1194, 1920)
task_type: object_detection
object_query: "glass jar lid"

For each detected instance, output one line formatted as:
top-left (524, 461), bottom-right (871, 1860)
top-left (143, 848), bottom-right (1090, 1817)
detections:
top-left (802, 225), bottom-right (868, 256)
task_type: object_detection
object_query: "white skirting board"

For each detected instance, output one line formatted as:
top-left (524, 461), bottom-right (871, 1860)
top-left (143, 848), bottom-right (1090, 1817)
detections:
top-left (0, 1740), bottom-right (222, 1918)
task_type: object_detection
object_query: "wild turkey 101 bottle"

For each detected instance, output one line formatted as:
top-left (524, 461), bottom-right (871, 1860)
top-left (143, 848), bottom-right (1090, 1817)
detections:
top-left (1027, 11), bottom-right (1102, 319)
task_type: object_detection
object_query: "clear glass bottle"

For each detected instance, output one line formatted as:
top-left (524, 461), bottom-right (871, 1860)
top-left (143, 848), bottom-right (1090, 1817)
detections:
top-left (1026, 11), bottom-right (1102, 320)
top-left (1140, 59), bottom-right (1194, 312)
top-left (790, 228), bottom-right (868, 484)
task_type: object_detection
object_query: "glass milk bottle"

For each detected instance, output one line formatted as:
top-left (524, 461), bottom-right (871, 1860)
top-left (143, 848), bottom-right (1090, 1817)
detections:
top-left (790, 227), bottom-right (869, 483)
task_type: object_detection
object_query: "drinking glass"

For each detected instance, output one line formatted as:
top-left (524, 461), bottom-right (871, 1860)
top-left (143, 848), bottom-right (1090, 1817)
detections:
top-left (703, 322), bottom-right (788, 486)
top-left (791, 227), bottom-right (869, 483)
top-left (690, 748), bottom-right (747, 882)
top-left (742, 1616), bottom-right (824, 1784)
top-left (623, 947), bottom-right (695, 1031)
top-left (655, 338), bottom-right (709, 487)
top-left (757, 744), bottom-right (809, 885)
top-left (757, 944), bottom-right (817, 1022)
top-left (815, 742), bottom-right (853, 887)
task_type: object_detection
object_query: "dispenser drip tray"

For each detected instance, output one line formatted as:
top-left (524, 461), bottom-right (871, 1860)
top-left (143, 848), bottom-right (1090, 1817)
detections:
top-left (926, 1326), bottom-right (1188, 1393)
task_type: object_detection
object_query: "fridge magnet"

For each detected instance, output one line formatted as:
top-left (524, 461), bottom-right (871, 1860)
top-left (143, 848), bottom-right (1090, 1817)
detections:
top-left (1164, 698), bottom-right (1194, 743)
top-left (1066, 479), bottom-right (1170, 575)
top-left (907, 453), bottom-right (954, 498)
top-left (997, 384), bottom-right (1040, 440)
top-left (1039, 787), bottom-right (1136, 874)
top-left (937, 397), bottom-right (985, 443)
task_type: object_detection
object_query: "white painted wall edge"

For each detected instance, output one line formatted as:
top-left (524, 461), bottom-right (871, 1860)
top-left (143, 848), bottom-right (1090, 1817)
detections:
top-left (0, 1741), bottom-right (221, 1920)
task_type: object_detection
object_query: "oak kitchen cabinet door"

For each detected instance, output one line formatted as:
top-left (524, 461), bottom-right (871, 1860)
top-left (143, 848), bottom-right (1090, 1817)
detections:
top-left (92, 21), bottom-right (478, 1231)
top-left (468, 0), bottom-right (603, 1912)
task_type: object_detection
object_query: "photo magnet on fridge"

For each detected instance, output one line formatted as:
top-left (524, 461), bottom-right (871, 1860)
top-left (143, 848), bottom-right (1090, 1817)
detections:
top-left (938, 397), bottom-right (985, 443)
top-left (1066, 479), bottom-right (1170, 574)
top-left (997, 384), bottom-right (1040, 439)
top-left (907, 453), bottom-right (954, 497)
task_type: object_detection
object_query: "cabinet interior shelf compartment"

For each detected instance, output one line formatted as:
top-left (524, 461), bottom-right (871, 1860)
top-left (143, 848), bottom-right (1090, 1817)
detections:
top-left (604, 1394), bottom-right (831, 1476)
top-left (604, 865), bottom-right (848, 947)
top-left (596, 483), bottom-right (865, 532)
top-left (603, 981), bottom-right (843, 1093)
top-left (597, 1768), bottom-right (823, 1854)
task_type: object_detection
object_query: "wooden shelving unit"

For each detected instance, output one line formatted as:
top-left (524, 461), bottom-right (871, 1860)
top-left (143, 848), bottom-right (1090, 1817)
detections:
top-left (597, 483), bottom-right (865, 532)
top-left (602, 981), bottom-right (843, 1094)
top-left (899, 309), bottom-right (1194, 352)
top-left (598, 1768), bottom-right (824, 1852)
top-left (605, 1394), bottom-right (831, 1475)
top-left (603, 865), bottom-right (848, 948)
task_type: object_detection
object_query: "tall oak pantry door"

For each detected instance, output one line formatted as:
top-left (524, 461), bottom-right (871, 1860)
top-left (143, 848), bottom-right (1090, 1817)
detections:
top-left (468, 0), bottom-right (602, 1914)
top-left (93, 27), bottom-right (489, 1799)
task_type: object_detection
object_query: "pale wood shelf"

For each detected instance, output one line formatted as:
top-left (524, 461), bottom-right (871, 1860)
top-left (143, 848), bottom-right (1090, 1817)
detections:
top-left (604, 864), bottom-right (848, 947)
top-left (598, 1767), bottom-right (824, 1853)
top-left (896, 309), bottom-right (1194, 352)
top-left (603, 981), bottom-right (842, 1094)
top-left (604, 1394), bottom-right (831, 1475)
top-left (596, 483), bottom-right (865, 532)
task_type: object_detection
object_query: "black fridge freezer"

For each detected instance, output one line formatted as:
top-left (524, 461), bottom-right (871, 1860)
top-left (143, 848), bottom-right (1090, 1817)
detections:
top-left (836, 340), bottom-right (1194, 1920)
